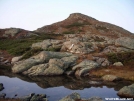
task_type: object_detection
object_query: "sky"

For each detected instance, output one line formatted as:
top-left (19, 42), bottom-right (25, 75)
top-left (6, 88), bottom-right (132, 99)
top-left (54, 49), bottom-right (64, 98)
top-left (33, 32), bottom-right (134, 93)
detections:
top-left (0, 0), bottom-right (134, 33)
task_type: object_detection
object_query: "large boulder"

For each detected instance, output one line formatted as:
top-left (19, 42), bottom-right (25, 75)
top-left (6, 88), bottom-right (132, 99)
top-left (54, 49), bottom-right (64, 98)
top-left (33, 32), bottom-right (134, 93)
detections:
top-left (102, 75), bottom-right (121, 82)
top-left (115, 37), bottom-right (134, 49)
top-left (59, 92), bottom-right (80, 101)
top-left (12, 58), bottom-right (42, 73)
top-left (43, 58), bottom-right (65, 75)
top-left (23, 63), bottom-right (49, 76)
top-left (102, 45), bottom-right (132, 54)
top-left (72, 60), bottom-right (99, 76)
top-left (117, 84), bottom-right (134, 98)
top-left (11, 56), bottom-right (22, 64)
top-left (32, 51), bottom-right (73, 62)
top-left (31, 39), bottom-right (63, 50)
top-left (23, 55), bottom-right (78, 76)
top-left (3, 28), bottom-right (20, 37)
top-left (61, 38), bottom-right (93, 54)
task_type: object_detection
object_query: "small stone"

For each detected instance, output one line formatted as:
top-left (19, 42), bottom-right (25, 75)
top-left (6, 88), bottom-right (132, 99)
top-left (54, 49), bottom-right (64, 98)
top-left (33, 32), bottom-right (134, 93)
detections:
top-left (102, 75), bottom-right (121, 82)
top-left (113, 62), bottom-right (123, 66)
top-left (88, 96), bottom-right (104, 101)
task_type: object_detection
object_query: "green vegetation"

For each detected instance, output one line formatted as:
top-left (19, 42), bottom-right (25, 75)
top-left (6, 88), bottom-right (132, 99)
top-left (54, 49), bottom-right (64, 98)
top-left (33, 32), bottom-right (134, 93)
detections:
top-left (91, 36), bottom-right (105, 42)
top-left (0, 34), bottom-right (63, 56)
top-left (62, 30), bottom-right (75, 34)
top-left (95, 26), bottom-right (109, 32)
top-left (45, 47), bottom-right (61, 52)
top-left (21, 48), bottom-right (43, 59)
top-left (107, 51), bottom-right (134, 64)
top-left (66, 22), bottom-right (91, 28)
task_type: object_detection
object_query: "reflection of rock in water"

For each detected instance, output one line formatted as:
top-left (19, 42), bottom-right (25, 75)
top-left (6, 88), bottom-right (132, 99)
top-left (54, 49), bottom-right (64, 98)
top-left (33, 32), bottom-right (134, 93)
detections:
top-left (0, 83), bottom-right (4, 91)
top-left (0, 70), bottom-right (133, 91)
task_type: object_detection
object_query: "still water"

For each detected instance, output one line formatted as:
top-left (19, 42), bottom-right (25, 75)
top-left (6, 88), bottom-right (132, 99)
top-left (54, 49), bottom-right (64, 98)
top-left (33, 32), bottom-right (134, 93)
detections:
top-left (0, 70), bottom-right (133, 101)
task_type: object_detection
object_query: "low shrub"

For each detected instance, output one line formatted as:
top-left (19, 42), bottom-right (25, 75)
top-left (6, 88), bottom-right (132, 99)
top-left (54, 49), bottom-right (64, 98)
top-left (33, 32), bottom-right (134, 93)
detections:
top-left (22, 48), bottom-right (43, 59)
top-left (107, 51), bottom-right (134, 64)
top-left (62, 31), bottom-right (75, 34)
top-left (95, 26), bottom-right (109, 32)
top-left (45, 47), bottom-right (61, 52)
top-left (66, 22), bottom-right (91, 28)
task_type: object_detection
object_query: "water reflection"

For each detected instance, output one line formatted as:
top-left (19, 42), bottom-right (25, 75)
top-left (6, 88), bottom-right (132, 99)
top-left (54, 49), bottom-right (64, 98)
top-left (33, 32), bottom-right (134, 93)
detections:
top-left (0, 70), bottom-right (133, 101)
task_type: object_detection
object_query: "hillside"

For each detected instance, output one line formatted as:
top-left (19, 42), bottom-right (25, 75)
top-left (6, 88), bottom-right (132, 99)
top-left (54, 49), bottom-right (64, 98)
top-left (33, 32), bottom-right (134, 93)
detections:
top-left (0, 28), bottom-right (38, 39)
top-left (0, 13), bottom-right (134, 82)
top-left (36, 13), bottom-right (133, 38)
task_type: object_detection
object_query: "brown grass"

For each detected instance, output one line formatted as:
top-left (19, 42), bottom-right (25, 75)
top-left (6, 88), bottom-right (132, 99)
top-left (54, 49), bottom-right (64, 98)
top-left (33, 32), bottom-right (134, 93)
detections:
top-left (89, 65), bottom-right (134, 81)
top-left (0, 98), bottom-right (21, 101)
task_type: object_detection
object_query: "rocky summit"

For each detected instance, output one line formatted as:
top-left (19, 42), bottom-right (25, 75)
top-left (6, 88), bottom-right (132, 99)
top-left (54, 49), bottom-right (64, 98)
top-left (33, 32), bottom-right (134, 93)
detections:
top-left (36, 13), bottom-right (133, 38)
top-left (0, 13), bottom-right (134, 78)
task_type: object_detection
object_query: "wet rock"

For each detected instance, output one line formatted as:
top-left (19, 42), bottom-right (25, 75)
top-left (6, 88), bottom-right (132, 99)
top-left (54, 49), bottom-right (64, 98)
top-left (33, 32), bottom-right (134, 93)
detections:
top-left (115, 37), bottom-right (134, 49)
top-left (72, 60), bottom-right (99, 76)
top-left (0, 83), bottom-right (4, 91)
top-left (89, 81), bottom-right (102, 85)
top-left (113, 62), bottom-right (123, 66)
top-left (0, 93), bottom-right (6, 98)
top-left (88, 96), bottom-right (104, 101)
top-left (117, 83), bottom-right (134, 98)
top-left (30, 94), bottom-right (47, 101)
top-left (20, 93), bottom-right (47, 101)
top-left (59, 92), bottom-right (80, 101)
top-left (102, 75), bottom-right (121, 82)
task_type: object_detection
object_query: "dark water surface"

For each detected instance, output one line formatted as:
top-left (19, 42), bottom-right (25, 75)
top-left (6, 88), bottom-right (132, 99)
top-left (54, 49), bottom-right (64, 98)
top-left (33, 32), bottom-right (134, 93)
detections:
top-left (0, 70), bottom-right (133, 101)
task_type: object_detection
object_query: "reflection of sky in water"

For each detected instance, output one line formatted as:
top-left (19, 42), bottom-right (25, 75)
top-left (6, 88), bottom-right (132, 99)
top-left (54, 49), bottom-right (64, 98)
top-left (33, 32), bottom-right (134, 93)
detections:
top-left (0, 76), bottom-right (120, 101)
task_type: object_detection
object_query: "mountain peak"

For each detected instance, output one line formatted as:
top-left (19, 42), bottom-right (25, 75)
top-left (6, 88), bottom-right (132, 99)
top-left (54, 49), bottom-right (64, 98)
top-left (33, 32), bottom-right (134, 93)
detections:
top-left (68, 13), bottom-right (96, 21)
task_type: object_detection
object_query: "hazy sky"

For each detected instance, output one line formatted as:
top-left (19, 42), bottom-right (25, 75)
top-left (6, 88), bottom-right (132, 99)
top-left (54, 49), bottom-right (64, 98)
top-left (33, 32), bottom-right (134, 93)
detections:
top-left (0, 0), bottom-right (134, 33)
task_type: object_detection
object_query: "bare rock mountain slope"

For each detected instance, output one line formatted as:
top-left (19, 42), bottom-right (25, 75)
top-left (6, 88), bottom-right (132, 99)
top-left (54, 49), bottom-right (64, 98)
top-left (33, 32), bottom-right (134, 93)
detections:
top-left (36, 13), bottom-right (133, 38)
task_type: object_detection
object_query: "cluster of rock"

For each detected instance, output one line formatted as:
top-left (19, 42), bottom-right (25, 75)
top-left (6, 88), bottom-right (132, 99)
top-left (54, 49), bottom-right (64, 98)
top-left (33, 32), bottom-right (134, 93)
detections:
top-left (0, 57), bottom-right (10, 66)
top-left (12, 51), bottom-right (78, 76)
top-left (32, 39), bottom-right (64, 51)
top-left (0, 28), bottom-right (38, 39)
top-left (20, 93), bottom-right (47, 101)
top-left (11, 34), bottom-right (134, 76)
top-left (59, 92), bottom-right (103, 101)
